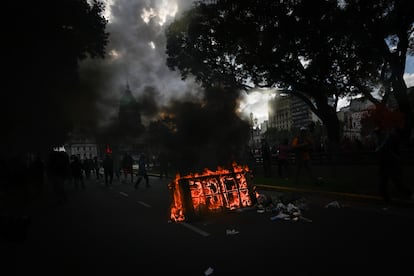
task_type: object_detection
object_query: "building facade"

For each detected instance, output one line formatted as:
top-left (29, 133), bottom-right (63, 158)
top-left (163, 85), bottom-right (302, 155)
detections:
top-left (268, 91), bottom-right (318, 131)
top-left (65, 129), bottom-right (99, 160)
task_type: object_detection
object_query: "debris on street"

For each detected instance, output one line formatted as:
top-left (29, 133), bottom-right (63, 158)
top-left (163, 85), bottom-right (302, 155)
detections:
top-left (325, 200), bottom-right (341, 208)
top-left (255, 191), bottom-right (313, 223)
top-left (226, 229), bottom-right (240, 235)
top-left (204, 267), bottom-right (214, 275)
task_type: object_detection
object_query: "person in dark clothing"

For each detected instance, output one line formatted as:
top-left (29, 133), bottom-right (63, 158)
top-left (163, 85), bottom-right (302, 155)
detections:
top-left (375, 127), bottom-right (413, 203)
top-left (158, 151), bottom-right (169, 179)
top-left (277, 138), bottom-right (290, 178)
top-left (48, 150), bottom-right (70, 204)
top-left (122, 152), bottom-right (134, 184)
top-left (70, 155), bottom-right (85, 190)
top-left (29, 153), bottom-right (45, 195)
top-left (93, 156), bottom-right (100, 180)
top-left (291, 127), bottom-right (316, 185)
top-left (135, 154), bottom-right (149, 189)
top-left (102, 154), bottom-right (114, 187)
top-left (261, 139), bottom-right (272, 177)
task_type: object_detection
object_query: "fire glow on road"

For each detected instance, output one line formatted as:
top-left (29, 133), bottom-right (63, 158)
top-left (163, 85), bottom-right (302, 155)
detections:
top-left (137, 201), bottom-right (151, 208)
top-left (119, 192), bottom-right (129, 197)
top-left (179, 222), bottom-right (210, 237)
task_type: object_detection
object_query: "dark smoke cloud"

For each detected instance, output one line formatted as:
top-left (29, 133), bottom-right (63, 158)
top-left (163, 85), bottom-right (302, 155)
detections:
top-left (77, 1), bottom-right (252, 171)
top-left (79, 0), bottom-right (200, 127)
top-left (160, 86), bottom-right (251, 173)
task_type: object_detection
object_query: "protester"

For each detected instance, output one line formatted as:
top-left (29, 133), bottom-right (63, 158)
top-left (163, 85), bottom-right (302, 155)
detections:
top-left (158, 151), bottom-right (169, 179)
top-left (374, 126), bottom-right (413, 203)
top-left (102, 153), bottom-right (114, 187)
top-left (70, 155), bottom-right (85, 190)
top-left (291, 127), bottom-right (316, 185)
top-left (261, 138), bottom-right (272, 177)
top-left (135, 154), bottom-right (150, 189)
top-left (122, 152), bottom-right (134, 184)
top-left (47, 150), bottom-right (70, 204)
top-left (93, 156), bottom-right (100, 180)
top-left (277, 138), bottom-right (290, 179)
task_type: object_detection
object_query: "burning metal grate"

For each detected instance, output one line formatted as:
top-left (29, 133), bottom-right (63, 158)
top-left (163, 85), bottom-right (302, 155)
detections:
top-left (169, 162), bottom-right (256, 222)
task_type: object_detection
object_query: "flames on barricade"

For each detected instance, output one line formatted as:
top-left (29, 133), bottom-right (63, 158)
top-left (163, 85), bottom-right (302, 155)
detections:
top-left (168, 162), bottom-right (256, 222)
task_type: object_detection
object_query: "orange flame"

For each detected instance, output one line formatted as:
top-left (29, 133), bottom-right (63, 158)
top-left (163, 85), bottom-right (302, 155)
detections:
top-left (169, 162), bottom-right (253, 222)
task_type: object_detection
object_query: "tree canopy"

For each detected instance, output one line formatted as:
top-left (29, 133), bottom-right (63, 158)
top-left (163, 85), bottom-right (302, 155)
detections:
top-left (165, 0), bottom-right (414, 143)
top-left (2, 0), bottom-right (109, 157)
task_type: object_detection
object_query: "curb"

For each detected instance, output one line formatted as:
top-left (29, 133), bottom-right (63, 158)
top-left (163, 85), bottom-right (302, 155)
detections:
top-left (255, 184), bottom-right (414, 207)
top-left (255, 184), bottom-right (384, 204)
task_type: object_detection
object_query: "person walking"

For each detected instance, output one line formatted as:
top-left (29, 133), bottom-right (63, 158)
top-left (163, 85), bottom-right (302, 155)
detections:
top-left (48, 150), bottom-right (70, 204)
top-left (70, 155), bottom-right (85, 190)
top-left (277, 138), bottom-right (290, 179)
top-left (93, 156), bottom-right (100, 181)
top-left (291, 127), bottom-right (316, 185)
top-left (135, 154), bottom-right (150, 189)
top-left (374, 126), bottom-right (413, 203)
top-left (261, 139), bottom-right (272, 177)
top-left (158, 151), bottom-right (169, 179)
top-left (102, 153), bottom-right (114, 187)
top-left (122, 152), bottom-right (134, 184)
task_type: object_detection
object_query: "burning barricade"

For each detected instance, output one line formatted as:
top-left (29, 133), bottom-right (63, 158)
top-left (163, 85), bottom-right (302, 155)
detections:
top-left (168, 162), bottom-right (256, 222)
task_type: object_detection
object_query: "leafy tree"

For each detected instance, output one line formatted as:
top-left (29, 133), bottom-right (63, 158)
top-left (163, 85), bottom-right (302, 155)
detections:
top-left (341, 0), bottom-right (414, 142)
top-left (2, 0), bottom-right (109, 157)
top-left (166, 0), bottom-right (414, 146)
top-left (166, 0), bottom-right (359, 145)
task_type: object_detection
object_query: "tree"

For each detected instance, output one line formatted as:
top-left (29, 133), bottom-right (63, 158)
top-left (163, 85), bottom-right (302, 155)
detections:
top-left (341, 0), bottom-right (414, 143)
top-left (166, 0), bottom-right (414, 146)
top-left (166, 0), bottom-right (361, 145)
top-left (2, 0), bottom-right (109, 157)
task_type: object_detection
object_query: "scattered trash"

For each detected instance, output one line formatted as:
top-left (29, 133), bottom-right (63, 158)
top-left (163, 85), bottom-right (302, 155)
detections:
top-left (270, 213), bottom-right (290, 221)
top-left (204, 267), bottom-right (214, 275)
top-left (226, 229), bottom-right (240, 235)
top-left (255, 192), bottom-right (314, 223)
top-left (325, 201), bottom-right (341, 208)
top-left (299, 216), bottom-right (313, 223)
top-left (256, 192), bottom-right (273, 206)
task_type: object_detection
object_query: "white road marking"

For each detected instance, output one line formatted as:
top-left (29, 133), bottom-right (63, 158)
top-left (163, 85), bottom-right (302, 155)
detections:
top-left (119, 192), bottom-right (129, 197)
top-left (180, 222), bottom-right (210, 237)
top-left (137, 201), bottom-right (151, 208)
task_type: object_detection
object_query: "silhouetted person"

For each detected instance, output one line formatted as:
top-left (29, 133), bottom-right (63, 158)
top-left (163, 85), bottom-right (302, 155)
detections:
top-left (292, 127), bottom-right (316, 185)
top-left (158, 151), bottom-right (169, 179)
top-left (135, 154), bottom-right (149, 189)
top-left (70, 155), bottom-right (85, 190)
top-left (375, 126), bottom-right (413, 203)
top-left (277, 138), bottom-right (290, 178)
top-left (102, 154), bottom-right (114, 187)
top-left (113, 153), bottom-right (121, 181)
top-left (93, 156), bottom-right (100, 180)
top-left (83, 157), bottom-right (93, 179)
top-left (122, 152), bottom-right (134, 183)
top-left (29, 153), bottom-right (45, 195)
top-left (261, 139), bottom-right (272, 177)
top-left (48, 150), bottom-right (70, 204)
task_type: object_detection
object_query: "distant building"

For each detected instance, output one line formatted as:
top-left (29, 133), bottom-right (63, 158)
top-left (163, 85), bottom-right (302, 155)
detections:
top-left (268, 92), bottom-right (291, 130)
top-left (119, 83), bottom-right (143, 130)
top-left (268, 91), bottom-right (321, 131)
top-left (117, 83), bottom-right (146, 157)
top-left (337, 97), bottom-right (375, 140)
top-left (65, 128), bottom-right (99, 160)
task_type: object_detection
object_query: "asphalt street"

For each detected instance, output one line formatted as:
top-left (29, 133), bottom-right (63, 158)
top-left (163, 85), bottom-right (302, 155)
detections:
top-left (3, 175), bottom-right (414, 276)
